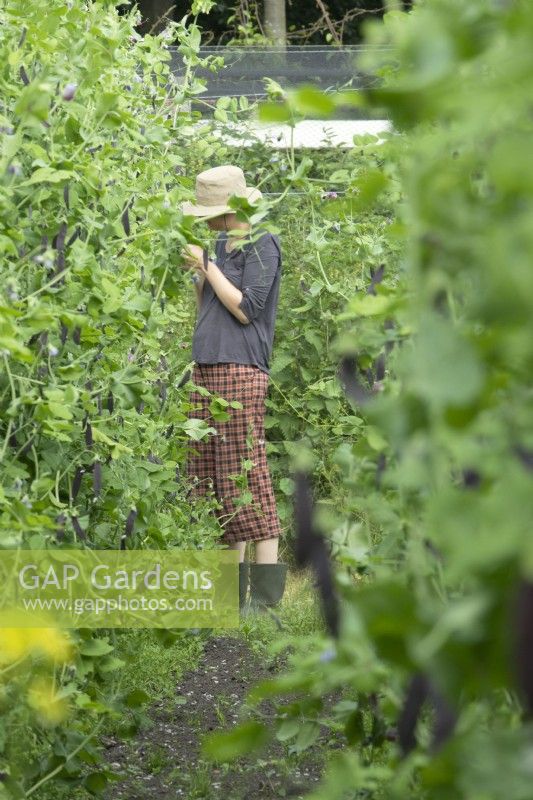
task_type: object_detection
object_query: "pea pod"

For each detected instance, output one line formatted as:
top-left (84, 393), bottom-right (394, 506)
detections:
top-left (53, 222), bottom-right (67, 276)
top-left (366, 263), bottom-right (385, 296)
top-left (375, 452), bottom-right (386, 489)
top-left (293, 470), bottom-right (339, 639)
top-left (120, 508), bottom-right (137, 550)
top-left (71, 466), bottom-right (85, 500)
top-left (20, 435), bottom-right (35, 457)
top-left (374, 353), bottom-right (385, 382)
top-left (121, 203), bottom-right (131, 236)
top-left (67, 228), bottom-right (80, 247)
top-left (397, 674), bottom-right (456, 757)
top-left (177, 367), bottom-right (192, 388)
top-left (71, 515), bottom-right (86, 540)
top-left (338, 355), bottom-right (372, 406)
top-left (397, 674), bottom-right (428, 756)
top-left (515, 445), bottom-right (533, 470)
top-left (84, 418), bottom-right (93, 448)
top-left (515, 580), bottom-right (533, 717)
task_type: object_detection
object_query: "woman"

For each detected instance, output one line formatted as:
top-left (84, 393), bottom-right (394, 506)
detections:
top-left (181, 165), bottom-right (287, 614)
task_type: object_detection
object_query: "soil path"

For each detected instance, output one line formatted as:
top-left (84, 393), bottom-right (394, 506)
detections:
top-left (101, 633), bottom-right (343, 799)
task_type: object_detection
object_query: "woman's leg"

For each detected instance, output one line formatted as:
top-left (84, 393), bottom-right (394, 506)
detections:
top-left (255, 537), bottom-right (279, 564)
top-left (227, 541), bottom-right (247, 562)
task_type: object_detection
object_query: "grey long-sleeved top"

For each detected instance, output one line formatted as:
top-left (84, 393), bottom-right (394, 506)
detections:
top-left (191, 230), bottom-right (282, 375)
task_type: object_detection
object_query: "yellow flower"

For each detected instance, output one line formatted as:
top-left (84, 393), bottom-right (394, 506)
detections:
top-left (24, 627), bottom-right (74, 663)
top-left (0, 617), bottom-right (73, 666)
top-left (0, 629), bottom-right (27, 664)
top-left (27, 676), bottom-right (70, 726)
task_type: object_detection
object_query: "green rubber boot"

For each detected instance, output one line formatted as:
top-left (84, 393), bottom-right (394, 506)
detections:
top-left (246, 563), bottom-right (288, 615)
top-left (239, 561), bottom-right (250, 613)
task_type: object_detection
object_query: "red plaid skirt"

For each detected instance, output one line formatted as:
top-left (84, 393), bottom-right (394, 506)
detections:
top-left (185, 363), bottom-right (283, 544)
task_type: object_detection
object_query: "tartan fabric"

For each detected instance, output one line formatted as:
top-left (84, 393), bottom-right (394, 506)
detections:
top-left (185, 363), bottom-right (283, 544)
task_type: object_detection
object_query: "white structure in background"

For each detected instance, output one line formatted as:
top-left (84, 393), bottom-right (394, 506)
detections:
top-left (212, 119), bottom-right (391, 149)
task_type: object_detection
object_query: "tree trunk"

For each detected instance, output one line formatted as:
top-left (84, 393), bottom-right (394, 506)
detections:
top-left (264, 0), bottom-right (286, 46)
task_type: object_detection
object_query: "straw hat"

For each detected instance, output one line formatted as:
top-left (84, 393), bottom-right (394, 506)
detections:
top-left (181, 165), bottom-right (263, 219)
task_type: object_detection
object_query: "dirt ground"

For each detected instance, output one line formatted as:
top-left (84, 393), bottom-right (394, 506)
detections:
top-left (100, 633), bottom-right (345, 800)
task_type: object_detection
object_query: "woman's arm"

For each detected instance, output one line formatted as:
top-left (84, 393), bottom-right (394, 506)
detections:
top-left (184, 244), bottom-right (249, 324)
top-left (236, 236), bottom-right (280, 323)
top-left (202, 259), bottom-right (249, 323)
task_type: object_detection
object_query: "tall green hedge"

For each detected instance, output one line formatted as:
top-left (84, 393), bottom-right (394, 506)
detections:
top-left (205, 1), bottom-right (533, 797)
top-left (0, 2), bottom-right (226, 794)
top-left (0, 0), bottom-right (225, 551)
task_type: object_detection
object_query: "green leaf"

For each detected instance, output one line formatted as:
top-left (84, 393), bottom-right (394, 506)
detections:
top-left (181, 418), bottom-right (217, 441)
top-left (270, 352), bottom-right (294, 376)
top-left (289, 721), bottom-right (320, 753)
top-left (344, 710), bottom-right (366, 745)
top-left (0, 336), bottom-right (32, 360)
top-left (96, 92), bottom-right (119, 115)
top-left (303, 328), bottom-right (323, 354)
top-left (279, 477), bottom-right (295, 496)
top-left (214, 107), bottom-right (228, 123)
top-left (92, 426), bottom-right (133, 454)
top-left (124, 688), bottom-right (150, 708)
top-left (405, 311), bottom-right (485, 407)
top-left (338, 293), bottom-right (395, 319)
top-left (258, 101), bottom-right (293, 124)
top-left (46, 402), bottom-right (73, 420)
top-left (275, 717), bottom-right (300, 742)
top-left (202, 721), bottom-right (269, 762)
top-left (209, 397), bottom-right (231, 421)
top-left (290, 85), bottom-right (336, 117)
top-left (97, 656), bottom-right (126, 673)
top-left (79, 638), bottom-right (114, 657)
top-left (191, 0), bottom-right (216, 13)
top-left (84, 771), bottom-right (109, 793)
top-left (292, 156), bottom-right (313, 182)
top-left (366, 426), bottom-right (387, 452)
top-left (21, 167), bottom-right (74, 186)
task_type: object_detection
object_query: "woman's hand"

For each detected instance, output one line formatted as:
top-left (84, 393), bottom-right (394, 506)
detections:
top-left (183, 244), bottom-right (206, 274)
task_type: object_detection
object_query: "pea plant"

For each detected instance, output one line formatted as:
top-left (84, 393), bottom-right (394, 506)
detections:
top-left (0, 0), bottom-right (227, 795)
top-left (201, 1), bottom-right (533, 797)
